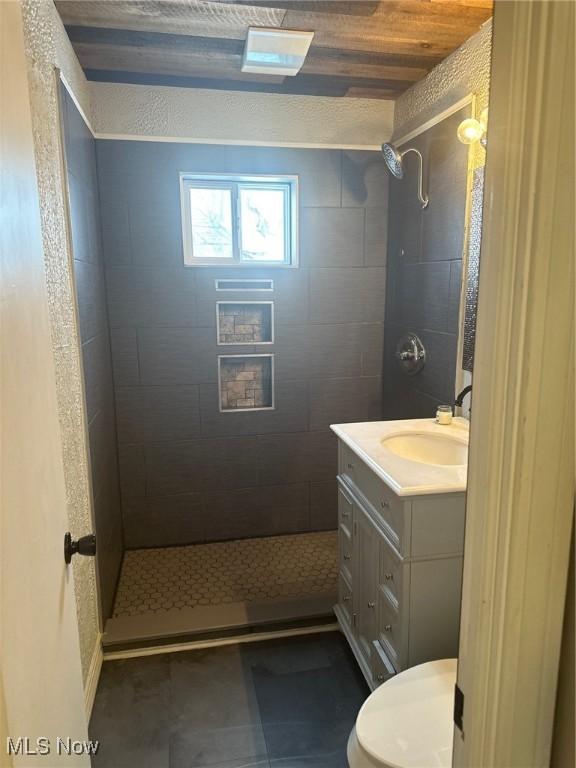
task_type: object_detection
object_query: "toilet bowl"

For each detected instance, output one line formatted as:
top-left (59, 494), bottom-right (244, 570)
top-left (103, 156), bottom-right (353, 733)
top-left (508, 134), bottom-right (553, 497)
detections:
top-left (347, 659), bottom-right (457, 768)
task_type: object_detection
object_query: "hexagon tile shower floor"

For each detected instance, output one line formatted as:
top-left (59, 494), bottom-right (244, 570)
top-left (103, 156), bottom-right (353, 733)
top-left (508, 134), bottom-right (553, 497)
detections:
top-left (113, 531), bottom-right (338, 617)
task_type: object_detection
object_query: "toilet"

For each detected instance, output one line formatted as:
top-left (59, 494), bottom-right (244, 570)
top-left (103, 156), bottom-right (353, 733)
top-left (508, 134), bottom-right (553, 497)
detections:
top-left (347, 659), bottom-right (457, 768)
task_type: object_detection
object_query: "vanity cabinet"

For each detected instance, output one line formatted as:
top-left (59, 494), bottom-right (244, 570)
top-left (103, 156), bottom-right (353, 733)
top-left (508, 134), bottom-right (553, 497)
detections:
top-left (334, 439), bottom-right (466, 690)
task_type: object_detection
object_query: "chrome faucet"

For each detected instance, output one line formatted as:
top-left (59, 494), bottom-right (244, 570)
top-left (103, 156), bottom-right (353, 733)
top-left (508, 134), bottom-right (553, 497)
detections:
top-left (454, 385), bottom-right (472, 409)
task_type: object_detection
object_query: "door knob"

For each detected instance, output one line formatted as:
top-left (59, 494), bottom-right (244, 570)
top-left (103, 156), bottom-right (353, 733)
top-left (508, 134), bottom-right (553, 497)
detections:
top-left (64, 532), bottom-right (96, 565)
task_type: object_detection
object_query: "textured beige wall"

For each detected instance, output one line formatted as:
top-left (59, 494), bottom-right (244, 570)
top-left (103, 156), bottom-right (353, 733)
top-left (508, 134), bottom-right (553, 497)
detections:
top-left (20, 0), bottom-right (99, 686)
top-left (90, 80), bottom-right (394, 148)
top-left (393, 19), bottom-right (492, 139)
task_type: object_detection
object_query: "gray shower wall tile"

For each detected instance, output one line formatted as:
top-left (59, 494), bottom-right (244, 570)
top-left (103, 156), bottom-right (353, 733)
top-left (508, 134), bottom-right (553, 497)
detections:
top-left (137, 326), bottom-right (220, 386)
top-left (115, 385), bottom-right (201, 444)
top-left (274, 322), bottom-right (384, 382)
top-left (97, 141), bottom-right (342, 209)
top-left (364, 207), bottom-right (388, 267)
top-left (97, 515), bottom-right (124, 621)
top-left (396, 261), bottom-right (453, 333)
top-left (309, 268), bottom-right (386, 324)
top-left (256, 431), bottom-right (336, 487)
top-left (129, 195), bottom-right (184, 268)
top-left (95, 141), bottom-right (391, 544)
top-left (68, 174), bottom-right (93, 264)
top-left (89, 406), bottom-right (120, 501)
top-left (74, 258), bottom-right (107, 342)
top-left (199, 380), bottom-right (308, 438)
top-left (145, 440), bottom-right (205, 497)
top-left (118, 444), bottom-right (146, 498)
top-left (202, 436), bottom-right (260, 491)
top-left (110, 327), bottom-right (140, 385)
top-left (341, 151), bottom-right (389, 208)
top-left (82, 333), bottom-right (115, 425)
top-left (448, 260), bottom-right (464, 329)
top-left (309, 376), bottom-right (382, 431)
top-left (196, 267), bottom-right (309, 328)
top-left (424, 110), bottom-right (470, 192)
top-left (310, 480), bottom-right (339, 531)
top-left (308, 323), bottom-right (384, 379)
top-left (387, 192), bottom-right (423, 263)
top-left (421, 179), bottom-right (466, 262)
top-left (105, 267), bottom-right (196, 328)
top-left (123, 492), bottom-right (206, 548)
top-left (100, 198), bottom-right (132, 266)
top-left (203, 483), bottom-right (310, 541)
top-left (62, 91), bottom-right (97, 191)
top-left (299, 208), bottom-right (364, 268)
top-left (144, 436), bottom-right (259, 497)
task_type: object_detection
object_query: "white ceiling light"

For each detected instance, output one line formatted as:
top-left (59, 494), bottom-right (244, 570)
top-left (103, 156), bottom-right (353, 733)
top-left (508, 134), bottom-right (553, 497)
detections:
top-left (242, 27), bottom-right (314, 77)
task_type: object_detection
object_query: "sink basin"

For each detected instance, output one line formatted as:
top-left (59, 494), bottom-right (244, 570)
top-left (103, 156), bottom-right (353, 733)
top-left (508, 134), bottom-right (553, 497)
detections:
top-left (381, 431), bottom-right (468, 466)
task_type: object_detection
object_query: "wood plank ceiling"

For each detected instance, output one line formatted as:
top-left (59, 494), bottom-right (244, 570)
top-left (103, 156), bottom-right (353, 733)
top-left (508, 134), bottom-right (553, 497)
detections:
top-left (56, 0), bottom-right (493, 99)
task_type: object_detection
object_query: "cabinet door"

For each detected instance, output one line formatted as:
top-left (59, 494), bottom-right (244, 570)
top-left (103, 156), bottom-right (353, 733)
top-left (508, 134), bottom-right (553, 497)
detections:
top-left (354, 502), bottom-right (380, 664)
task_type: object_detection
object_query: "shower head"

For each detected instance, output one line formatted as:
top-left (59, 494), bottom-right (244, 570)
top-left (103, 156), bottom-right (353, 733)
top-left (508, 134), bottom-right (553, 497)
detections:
top-left (381, 142), bottom-right (404, 179)
top-left (381, 142), bottom-right (429, 209)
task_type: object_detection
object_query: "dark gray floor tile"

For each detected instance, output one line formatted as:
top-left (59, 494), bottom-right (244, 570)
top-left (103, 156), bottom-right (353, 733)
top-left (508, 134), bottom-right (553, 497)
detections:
top-left (90, 655), bottom-right (171, 768)
top-left (169, 647), bottom-right (267, 767)
top-left (250, 634), bottom-right (367, 761)
top-left (170, 727), bottom-right (268, 768)
top-left (243, 634), bottom-right (338, 676)
top-left (269, 752), bottom-right (348, 767)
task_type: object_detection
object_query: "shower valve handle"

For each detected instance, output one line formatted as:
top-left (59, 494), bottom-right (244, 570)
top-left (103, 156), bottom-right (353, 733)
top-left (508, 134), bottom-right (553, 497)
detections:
top-left (64, 532), bottom-right (97, 565)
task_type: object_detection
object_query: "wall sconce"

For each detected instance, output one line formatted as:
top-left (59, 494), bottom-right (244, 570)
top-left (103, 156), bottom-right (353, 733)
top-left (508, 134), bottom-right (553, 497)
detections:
top-left (457, 108), bottom-right (488, 147)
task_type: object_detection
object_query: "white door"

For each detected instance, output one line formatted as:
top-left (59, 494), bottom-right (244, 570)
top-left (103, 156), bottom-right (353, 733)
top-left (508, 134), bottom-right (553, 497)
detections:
top-left (0, 2), bottom-right (91, 765)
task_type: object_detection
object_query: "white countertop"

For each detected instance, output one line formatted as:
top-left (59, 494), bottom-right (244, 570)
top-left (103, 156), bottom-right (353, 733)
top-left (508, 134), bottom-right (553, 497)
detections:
top-left (330, 418), bottom-right (469, 497)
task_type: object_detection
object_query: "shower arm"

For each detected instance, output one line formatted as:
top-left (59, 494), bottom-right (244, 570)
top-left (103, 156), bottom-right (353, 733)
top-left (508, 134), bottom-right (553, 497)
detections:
top-left (401, 147), bottom-right (429, 209)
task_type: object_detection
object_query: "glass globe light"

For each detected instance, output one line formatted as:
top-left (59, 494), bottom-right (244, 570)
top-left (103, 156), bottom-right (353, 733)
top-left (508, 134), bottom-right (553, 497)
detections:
top-left (457, 118), bottom-right (484, 145)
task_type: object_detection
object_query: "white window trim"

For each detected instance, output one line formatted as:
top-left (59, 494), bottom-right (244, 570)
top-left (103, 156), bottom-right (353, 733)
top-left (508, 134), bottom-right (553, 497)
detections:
top-left (180, 172), bottom-right (299, 268)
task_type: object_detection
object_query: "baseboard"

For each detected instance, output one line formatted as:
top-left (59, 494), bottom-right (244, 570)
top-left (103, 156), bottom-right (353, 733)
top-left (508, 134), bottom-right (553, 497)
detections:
top-left (84, 635), bottom-right (103, 720)
top-left (103, 622), bottom-right (339, 661)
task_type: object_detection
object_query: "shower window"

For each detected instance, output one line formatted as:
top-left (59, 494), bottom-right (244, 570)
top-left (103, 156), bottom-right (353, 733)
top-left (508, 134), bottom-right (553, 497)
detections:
top-left (180, 173), bottom-right (298, 267)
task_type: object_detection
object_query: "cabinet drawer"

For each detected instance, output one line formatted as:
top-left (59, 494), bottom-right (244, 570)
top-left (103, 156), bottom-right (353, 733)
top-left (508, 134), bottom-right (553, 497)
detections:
top-left (337, 484), bottom-right (353, 534)
top-left (339, 441), bottom-right (358, 484)
top-left (338, 572), bottom-right (353, 628)
top-left (372, 640), bottom-right (396, 687)
top-left (339, 524), bottom-right (353, 584)
top-left (377, 589), bottom-right (403, 671)
top-left (339, 443), bottom-right (404, 552)
top-left (379, 535), bottom-right (403, 610)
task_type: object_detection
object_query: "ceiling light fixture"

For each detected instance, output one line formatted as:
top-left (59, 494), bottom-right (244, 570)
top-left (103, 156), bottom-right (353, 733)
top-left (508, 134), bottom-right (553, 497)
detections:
top-left (242, 27), bottom-right (314, 77)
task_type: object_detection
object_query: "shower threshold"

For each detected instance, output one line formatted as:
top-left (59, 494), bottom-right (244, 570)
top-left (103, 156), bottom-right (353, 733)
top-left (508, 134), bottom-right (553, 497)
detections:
top-left (104, 531), bottom-right (338, 649)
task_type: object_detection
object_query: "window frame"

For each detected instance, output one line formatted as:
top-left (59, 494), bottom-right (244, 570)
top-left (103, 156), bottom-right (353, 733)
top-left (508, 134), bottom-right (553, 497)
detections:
top-left (180, 173), bottom-right (299, 268)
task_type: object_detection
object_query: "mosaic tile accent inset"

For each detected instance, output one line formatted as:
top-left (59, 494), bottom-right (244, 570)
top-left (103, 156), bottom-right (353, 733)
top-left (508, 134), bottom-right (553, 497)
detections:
top-left (217, 302), bottom-right (273, 344)
top-left (219, 354), bottom-right (273, 411)
top-left (113, 531), bottom-right (338, 617)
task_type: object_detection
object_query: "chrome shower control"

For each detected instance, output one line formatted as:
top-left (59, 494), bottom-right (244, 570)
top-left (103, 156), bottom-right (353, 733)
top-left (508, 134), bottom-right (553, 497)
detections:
top-left (396, 332), bottom-right (426, 376)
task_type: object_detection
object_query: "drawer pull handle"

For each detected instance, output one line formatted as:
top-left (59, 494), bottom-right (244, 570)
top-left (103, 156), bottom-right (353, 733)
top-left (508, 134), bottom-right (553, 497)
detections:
top-left (368, 601), bottom-right (375, 609)
top-left (384, 624), bottom-right (392, 632)
top-left (344, 554), bottom-right (351, 561)
top-left (380, 500), bottom-right (390, 510)
top-left (384, 573), bottom-right (394, 582)
top-left (343, 596), bottom-right (350, 602)
top-left (347, 462), bottom-right (355, 470)
top-left (341, 510), bottom-right (350, 518)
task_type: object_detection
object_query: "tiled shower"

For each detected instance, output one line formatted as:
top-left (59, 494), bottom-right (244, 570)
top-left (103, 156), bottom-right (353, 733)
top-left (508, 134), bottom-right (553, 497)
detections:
top-left (60, 83), bottom-right (388, 645)
top-left (61, 79), bottom-right (472, 648)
